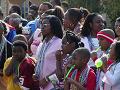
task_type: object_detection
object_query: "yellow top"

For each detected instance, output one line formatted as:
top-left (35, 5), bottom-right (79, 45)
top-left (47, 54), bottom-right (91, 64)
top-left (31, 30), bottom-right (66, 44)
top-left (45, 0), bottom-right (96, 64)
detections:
top-left (3, 57), bottom-right (22, 90)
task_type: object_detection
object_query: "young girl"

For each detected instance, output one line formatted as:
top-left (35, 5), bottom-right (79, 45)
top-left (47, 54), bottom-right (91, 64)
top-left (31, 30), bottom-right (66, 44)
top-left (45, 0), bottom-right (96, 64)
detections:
top-left (3, 40), bottom-right (39, 90)
top-left (64, 48), bottom-right (96, 90)
top-left (102, 41), bottom-right (120, 89)
top-left (55, 31), bottom-right (84, 89)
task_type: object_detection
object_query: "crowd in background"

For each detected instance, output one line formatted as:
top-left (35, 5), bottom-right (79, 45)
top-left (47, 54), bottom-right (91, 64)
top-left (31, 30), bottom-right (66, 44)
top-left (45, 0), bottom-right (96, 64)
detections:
top-left (0, 0), bottom-right (120, 90)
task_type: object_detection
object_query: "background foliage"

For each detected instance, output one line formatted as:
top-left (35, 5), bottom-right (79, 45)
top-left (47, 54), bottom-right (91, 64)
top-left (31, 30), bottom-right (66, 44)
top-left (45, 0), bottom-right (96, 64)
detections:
top-left (42, 0), bottom-right (120, 27)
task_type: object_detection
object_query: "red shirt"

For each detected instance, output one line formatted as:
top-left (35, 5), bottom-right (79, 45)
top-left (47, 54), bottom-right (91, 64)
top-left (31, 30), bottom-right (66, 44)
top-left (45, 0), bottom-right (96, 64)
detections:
top-left (68, 67), bottom-right (96, 90)
top-left (19, 57), bottom-right (39, 90)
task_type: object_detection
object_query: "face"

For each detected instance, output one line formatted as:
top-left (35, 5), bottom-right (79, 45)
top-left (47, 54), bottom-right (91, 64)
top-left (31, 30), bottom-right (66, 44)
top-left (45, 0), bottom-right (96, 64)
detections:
top-left (41, 18), bottom-right (51, 36)
top-left (38, 4), bottom-right (49, 18)
top-left (115, 21), bottom-right (120, 36)
top-left (61, 36), bottom-right (75, 54)
top-left (12, 46), bottom-right (26, 62)
top-left (91, 15), bottom-right (105, 34)
top-left (98, 37), bottom-right (111, 51)
top-left (63, 12), bottom-right (72, 30)
top-left (71, 53), bottom-right (87, 69)
top-left (109, 43), bottom-right (116, 60)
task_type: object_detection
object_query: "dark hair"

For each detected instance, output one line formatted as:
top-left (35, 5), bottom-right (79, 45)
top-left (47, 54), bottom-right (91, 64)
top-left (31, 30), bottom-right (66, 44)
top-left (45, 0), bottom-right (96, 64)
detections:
top-left (72, 47), bottom-right (90, 60)
top-left (45, 15), bottom-right (63, 39)
top-left (13, 40), bottom-right (28, 51)
top-left (115, 41), bottom-right (120, 62)
top-left (42, 2), bottom-right (53, 9)
top-left (9, 5), bottom-right (21, 15)
top-left (67, 8), bottom-right (83, 25)
top-left (65, 31), bottom-right (84, 48)
top-left (53, 0), bottom-right (61, 6)
top-left (13, 34), bottom-right (28, 44)
top-left (116, 17), bottom-right (120, 22)
top-left (30, 4), bottom-right (39, 11)
top-left (44, 6), bottom-right (64, 24)
top-left (81, 13), bottom-right (99, 37)
top-left (80, 7), bottom-right (90, 19)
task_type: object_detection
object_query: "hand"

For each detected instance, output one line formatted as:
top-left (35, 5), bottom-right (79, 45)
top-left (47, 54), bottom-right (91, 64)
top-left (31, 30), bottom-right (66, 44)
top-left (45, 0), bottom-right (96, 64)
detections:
top-left (32, 74), bottom-right (39, 81)
top-left (55, 50), bottom-right (63, 61)
top-left (91, 51), bottom-right (97, 62)
top-left (39, 78), bottom-right (48, 89)
top-left (66, 77), bottom-right (75, 84)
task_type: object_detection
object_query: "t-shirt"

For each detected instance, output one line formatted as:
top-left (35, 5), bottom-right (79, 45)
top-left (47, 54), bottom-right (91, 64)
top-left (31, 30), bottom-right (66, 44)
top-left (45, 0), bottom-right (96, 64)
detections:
top-left (19, 57), bottom-right (39, 90)
top-left (3, 57), bottom-right (22, 90)
top-left (68, 66), bottom-right (96, 90)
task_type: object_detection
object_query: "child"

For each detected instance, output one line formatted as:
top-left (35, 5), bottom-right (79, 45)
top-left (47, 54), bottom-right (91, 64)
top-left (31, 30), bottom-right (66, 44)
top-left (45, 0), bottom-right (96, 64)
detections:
top-left (95, 29), bottom-right (115, 90)
top-left (102, 41), bottom-right (120, 89)
top-left (64, 47), bottom-right (96, 90)
top-left (55, 31), bottom-right (84, 89)
top-left (3, 40), bottom-right (39, 90)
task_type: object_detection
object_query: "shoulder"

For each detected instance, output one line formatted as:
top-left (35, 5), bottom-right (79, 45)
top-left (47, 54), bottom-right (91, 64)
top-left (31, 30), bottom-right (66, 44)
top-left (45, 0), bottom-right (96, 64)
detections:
top-left (3, 57), bottom-right (12, 69)
top-left (88, 68), bottom-right (96, 78)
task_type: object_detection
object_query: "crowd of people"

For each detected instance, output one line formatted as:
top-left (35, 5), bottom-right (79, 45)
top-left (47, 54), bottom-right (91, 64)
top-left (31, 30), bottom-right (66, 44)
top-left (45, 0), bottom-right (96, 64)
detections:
top-left (0, 0), bottom-right (120, 90)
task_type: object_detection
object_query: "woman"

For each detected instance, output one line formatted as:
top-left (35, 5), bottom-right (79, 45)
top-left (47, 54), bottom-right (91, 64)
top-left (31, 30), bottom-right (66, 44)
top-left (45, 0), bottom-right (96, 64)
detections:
top-left (63, 8), bottom-right (83, 36)
top-left (81, 13), bottom-right (105, 51)
top-left (114, 17), bottom-right (120, 41)
top-left (34, 15), bottom-right (63, 90)
top-left (102, 41), bottom-right (120, 90)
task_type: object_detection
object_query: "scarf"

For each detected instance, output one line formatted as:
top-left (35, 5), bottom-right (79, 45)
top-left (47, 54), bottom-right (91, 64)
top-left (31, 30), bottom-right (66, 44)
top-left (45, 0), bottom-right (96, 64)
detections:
top-left (69, 66), bottom-right (90, 86)
top-left (0, 36), bottom-right (6, 61)
top-left (35, 36), bottom-right (57, 79)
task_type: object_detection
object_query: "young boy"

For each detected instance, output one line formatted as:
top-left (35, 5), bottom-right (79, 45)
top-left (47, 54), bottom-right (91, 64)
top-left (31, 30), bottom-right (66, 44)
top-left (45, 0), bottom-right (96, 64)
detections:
top-left (64, 47), bottom-right (96, 90)
top-left (95, 29), bottom-right (115, 90)
top-left (3, 40), bottom-right (39, 90)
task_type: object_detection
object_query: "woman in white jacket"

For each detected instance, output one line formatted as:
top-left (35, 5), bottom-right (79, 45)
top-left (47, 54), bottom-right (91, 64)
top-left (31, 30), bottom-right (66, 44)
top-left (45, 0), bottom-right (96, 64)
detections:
top-left (102, 41), bottom-right (120, 90)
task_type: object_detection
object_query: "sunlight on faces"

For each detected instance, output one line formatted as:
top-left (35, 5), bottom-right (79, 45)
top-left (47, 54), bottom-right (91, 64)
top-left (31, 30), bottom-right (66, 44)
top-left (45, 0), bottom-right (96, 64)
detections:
top-left (91, 15), bottom-right (105, 34)
top-left (41, 18), bottom-right (51, 36)
top-left (115, 21), bottom-right (120, 36)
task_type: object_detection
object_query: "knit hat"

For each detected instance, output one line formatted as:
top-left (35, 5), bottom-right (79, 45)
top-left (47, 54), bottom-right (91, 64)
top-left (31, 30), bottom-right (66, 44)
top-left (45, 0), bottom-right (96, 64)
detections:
top-left (97, 29), bottom-right (115, 44)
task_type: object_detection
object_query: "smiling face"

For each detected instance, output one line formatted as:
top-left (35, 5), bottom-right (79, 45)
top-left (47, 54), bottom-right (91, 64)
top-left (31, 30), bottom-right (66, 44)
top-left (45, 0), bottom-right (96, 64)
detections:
top-left (91, 15), bottom-right (105, 35)
top-left (115, 21), bottom-right (120, 37)
top-left (12, 46), bottom-right (26, 62)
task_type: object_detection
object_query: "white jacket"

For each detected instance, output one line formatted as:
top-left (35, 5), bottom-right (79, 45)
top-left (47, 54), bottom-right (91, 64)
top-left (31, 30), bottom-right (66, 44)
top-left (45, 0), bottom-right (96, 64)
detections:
top-left (102, 62), bottom-right (120, 90)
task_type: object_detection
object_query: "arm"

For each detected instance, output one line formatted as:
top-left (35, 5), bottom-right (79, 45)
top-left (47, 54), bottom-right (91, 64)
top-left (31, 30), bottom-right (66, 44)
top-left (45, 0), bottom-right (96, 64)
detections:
top-left (56, 50), bottom-right (64, 81)
top-left (65, 78), bottom-right (86, 90)
top-left (103, 62), bottom-right (120, 86)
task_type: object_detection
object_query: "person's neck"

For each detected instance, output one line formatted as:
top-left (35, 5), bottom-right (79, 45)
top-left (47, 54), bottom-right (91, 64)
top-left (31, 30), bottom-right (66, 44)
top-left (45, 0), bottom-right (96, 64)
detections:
top-left (45, 34), bottom-right (54, 43)
top-left (77, 64), bottom-right (87, 72)
top-left (91, 31), bottom-right (97, 38)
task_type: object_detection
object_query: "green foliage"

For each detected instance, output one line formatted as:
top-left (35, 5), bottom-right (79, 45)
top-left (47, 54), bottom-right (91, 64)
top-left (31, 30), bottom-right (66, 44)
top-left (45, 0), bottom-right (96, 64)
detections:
top-left (41, 0), bottom-right (120, 26)
top-left (65, 0), bottom-right (101, 13)
top-left (102, 0), bottom-right (120, 22)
